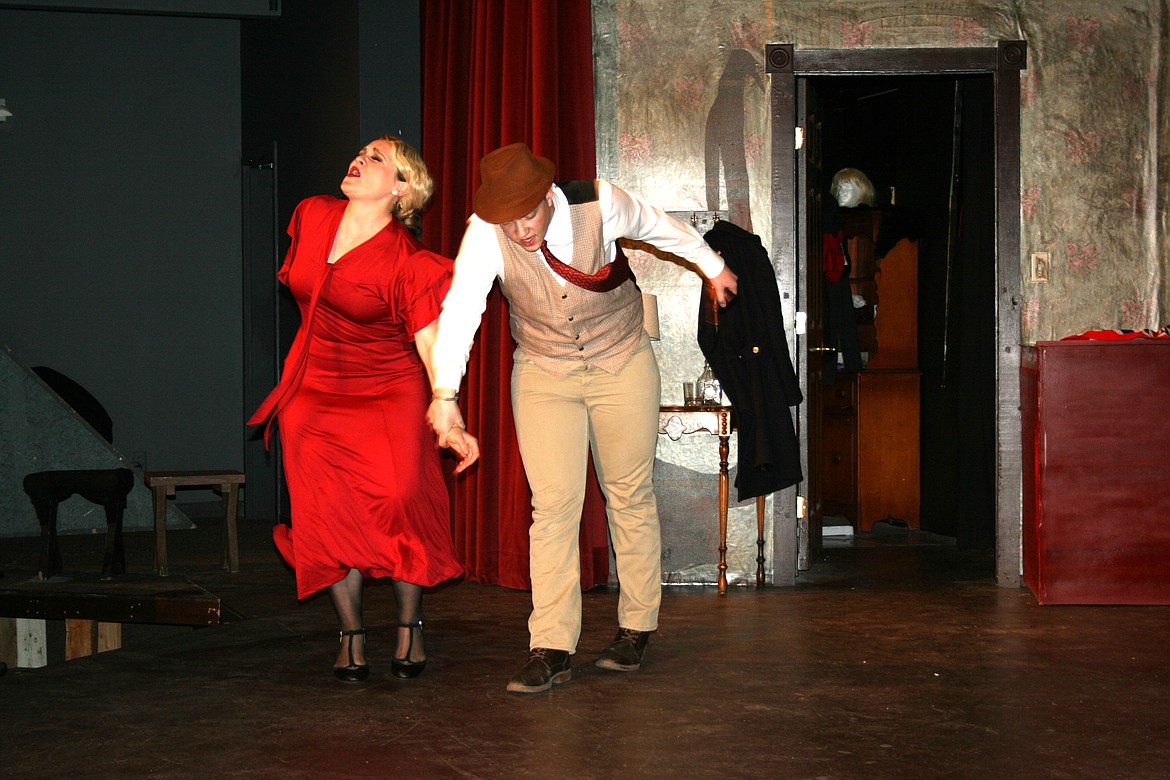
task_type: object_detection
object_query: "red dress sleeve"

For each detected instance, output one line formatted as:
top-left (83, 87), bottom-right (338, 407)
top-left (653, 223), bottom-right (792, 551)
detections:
top-left (277, 199), bottom-right (309, 286)
top-left (397, 250), bottom-right (453, 336)
top-left (382, 224), bottom-right (453, 336)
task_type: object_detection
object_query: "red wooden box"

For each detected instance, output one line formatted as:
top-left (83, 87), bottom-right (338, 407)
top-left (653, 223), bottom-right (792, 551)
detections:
top-left (1021, 339), bottom-right (1170, 604)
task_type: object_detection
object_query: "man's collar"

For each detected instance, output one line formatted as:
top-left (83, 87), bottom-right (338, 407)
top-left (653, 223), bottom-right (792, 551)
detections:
top-left (544, 185), bottom-right (572, 247)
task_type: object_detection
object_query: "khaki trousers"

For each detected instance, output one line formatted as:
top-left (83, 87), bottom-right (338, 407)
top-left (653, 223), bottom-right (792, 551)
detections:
top-left (511, 333), bottom-right (662, 652)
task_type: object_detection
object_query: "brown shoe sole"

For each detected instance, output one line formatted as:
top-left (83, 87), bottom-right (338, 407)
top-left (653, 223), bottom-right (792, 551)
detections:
top-left (506, 668), bottom-right (572, 694)
top-left (594, 656), bottom-right (641, 672)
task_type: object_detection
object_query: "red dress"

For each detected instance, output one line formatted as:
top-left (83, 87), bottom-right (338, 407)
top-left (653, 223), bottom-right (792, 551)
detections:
top-left (249, 196), bottom-right (464, 599)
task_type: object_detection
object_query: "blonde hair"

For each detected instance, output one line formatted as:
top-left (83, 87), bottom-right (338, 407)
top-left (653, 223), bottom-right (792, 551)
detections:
top-left (381, 135), bottom-right (434, 231)
top-left (830, 167), bottom-right (877, 207)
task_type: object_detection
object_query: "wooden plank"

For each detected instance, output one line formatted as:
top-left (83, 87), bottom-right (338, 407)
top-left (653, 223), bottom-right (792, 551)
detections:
top-left (0, 574), bottom-right (220, 626)
top-left (19, 618), bottom-right (47, 668)
top-left (64, 620), bottom-right (122, 659)
top-left (766, 43), bottom-right (800, 587)
top-left (793, 47), bottom-right (1001, 75)
top-left (144, 470), bottom-right (245, 488)
top-left (98, 621), bottom-right (121, 653)
top-left (66, 618), bottom-right (96, 660)
top-left (0, 616), bottom-right (15, 664)
top-left (0, 617), bottom-right (48, 668)
top-left (994, 45), bottom-right (1026, 589)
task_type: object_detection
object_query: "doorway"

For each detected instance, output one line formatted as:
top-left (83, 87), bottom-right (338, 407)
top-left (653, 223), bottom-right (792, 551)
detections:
top-left (765, 43), bottom-right (1027, 587)
top-left (814, 73), bottom-right (998, 549)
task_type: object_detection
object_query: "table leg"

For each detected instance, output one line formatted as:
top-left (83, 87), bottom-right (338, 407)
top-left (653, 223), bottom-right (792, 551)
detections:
top-left (33, 497), bottom-right (62, 580)
top-left (152, 486), bottom-right (170, 577)
top-left (755, 496), bottom-right (766, 588)
top-left (101, 500), bottom-right (127, 580)
top-left (223, 483), bottom-right (240, 573)
top-left (718, 434), bottom-right (730, 595)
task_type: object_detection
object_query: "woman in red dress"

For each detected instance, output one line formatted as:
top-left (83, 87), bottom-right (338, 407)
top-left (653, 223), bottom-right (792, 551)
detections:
top-left (250, 136), bottom-right (477, 683)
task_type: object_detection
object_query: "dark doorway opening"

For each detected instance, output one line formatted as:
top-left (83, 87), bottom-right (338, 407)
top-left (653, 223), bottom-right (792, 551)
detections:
top-left (767, 42), bottom-right (1025, 587)
top-left (814, 74), bottom-right (997, 551)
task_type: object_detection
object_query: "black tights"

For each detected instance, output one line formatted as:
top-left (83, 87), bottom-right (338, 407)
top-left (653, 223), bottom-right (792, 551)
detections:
top-left (393, 579), bottom-right (425, 663)
top-left (328, 569), bottom-right (426, 664)
top-left (329, 568), bottom-right (365, 667)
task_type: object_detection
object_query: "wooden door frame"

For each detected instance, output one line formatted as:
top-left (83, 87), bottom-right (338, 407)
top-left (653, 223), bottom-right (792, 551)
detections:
top-left (766, 41), bottom-right (1027, 587)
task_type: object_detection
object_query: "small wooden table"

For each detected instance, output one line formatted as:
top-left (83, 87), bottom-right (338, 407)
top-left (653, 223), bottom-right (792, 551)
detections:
top-left (143, 470), bottom-right (245, 576)
top-left (658, 405), bottom-right (766, 594)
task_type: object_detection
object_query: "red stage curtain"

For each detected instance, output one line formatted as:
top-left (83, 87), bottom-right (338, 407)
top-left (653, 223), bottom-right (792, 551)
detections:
top-left (421, 0), bottom-right (611, 590)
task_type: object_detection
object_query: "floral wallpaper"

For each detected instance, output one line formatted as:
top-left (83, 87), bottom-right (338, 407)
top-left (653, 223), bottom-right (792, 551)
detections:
top-left (593, 0), bottom-right (1168, 583)
top-left (597, 0), bottom-right (1168, 345)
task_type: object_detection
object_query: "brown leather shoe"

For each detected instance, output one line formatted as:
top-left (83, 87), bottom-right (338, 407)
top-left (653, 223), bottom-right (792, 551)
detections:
top-left (594, 627), bottom-right (650, 671)
top-left (506, 648), bottom-right (572, 693)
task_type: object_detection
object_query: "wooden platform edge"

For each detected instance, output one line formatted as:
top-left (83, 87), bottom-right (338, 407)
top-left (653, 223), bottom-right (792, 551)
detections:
top-left (0, 583), bottom-right (221, 626)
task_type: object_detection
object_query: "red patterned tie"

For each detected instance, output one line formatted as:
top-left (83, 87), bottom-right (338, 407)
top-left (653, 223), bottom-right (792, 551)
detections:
top-left (539, 241), bottom-right (630, 292)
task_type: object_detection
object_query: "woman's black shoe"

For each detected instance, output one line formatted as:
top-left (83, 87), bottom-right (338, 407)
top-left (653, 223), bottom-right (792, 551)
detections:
top-left (334, 628), bottom-right (369, 684)
top-left (392, 619), bottom-right (427, 679)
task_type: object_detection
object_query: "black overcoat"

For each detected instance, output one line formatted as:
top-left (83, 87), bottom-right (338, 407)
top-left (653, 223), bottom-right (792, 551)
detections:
top-left (699, 220), bottom-right (803, 500)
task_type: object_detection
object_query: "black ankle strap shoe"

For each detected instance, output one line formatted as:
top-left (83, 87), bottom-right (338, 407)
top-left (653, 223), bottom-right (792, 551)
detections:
top-left (334, 628), bottom-right (369, 683)
top-left (392, 619), bottom-right (427, 679)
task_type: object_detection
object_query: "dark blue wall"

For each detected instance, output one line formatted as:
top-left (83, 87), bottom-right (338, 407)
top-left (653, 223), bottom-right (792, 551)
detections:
top-left (0, 0), bottom-right (423, 522)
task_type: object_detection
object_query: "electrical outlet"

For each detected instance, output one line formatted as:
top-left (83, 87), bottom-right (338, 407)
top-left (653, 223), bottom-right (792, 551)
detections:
top-left (1031, 252), bottom-right (1050, 283)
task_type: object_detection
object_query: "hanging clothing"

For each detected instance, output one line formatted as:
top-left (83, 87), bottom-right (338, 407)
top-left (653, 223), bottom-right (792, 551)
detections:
top-left (699, 220), bottom-right (803, 500)
top-left (821, 198), bottom-right (864, 379)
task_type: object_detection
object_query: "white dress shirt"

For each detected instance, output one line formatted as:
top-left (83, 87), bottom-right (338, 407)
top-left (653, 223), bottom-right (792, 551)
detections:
top-left (431, 179), bottom-right (725, 390)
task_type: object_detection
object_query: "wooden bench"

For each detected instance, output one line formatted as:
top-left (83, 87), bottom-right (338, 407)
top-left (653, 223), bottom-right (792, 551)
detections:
top-left (0, 573), bottom-right (221, 668)
top-left (144, 470), bottom-right (245, 576)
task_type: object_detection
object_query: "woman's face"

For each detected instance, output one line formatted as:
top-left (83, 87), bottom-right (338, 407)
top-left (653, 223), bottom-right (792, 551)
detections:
top-left (340, 139), bottom-right (406, 201)
top-left (499, 190), bottom-right (555, 252)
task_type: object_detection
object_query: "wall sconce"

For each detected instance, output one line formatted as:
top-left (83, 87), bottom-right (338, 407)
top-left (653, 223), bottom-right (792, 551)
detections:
top-left (0, 99), bottom-right (12, 123)
top-left (642, 293), bottom-right (660, 341)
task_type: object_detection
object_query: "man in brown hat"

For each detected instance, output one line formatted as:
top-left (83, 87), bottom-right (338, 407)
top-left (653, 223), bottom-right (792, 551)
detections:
top-left (428, 142), bottom-right (737, 694)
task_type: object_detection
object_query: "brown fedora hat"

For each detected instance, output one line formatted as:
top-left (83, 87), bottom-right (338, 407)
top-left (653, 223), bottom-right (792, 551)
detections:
top-left (472, 143), bottom-right (556, 224)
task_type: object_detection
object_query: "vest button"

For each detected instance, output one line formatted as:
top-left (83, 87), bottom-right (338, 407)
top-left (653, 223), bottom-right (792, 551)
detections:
top-left (578, 346), bottom-right (585, 352)
top-left (568, 316), bottom-right (574, 322)
top-left (561, 293), bottom-right (568, 299)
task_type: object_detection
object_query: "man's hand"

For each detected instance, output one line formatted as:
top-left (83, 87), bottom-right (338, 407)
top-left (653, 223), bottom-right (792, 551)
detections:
top-left (427, 396), bottom-right (464, 447)
top-left (444, 426), bottom-right (480, 474)
top-left (427, 394), bottom-right (479, 473)
top-left (708, 265), bottom-right (738, 307)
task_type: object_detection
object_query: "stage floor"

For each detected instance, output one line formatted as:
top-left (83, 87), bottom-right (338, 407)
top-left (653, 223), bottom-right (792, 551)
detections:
top-left (2, 507), bottom-right (1168, 779)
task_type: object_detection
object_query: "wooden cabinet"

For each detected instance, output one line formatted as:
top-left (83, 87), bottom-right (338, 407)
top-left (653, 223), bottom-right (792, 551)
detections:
top-left (867, 239), bottom-right (918, 369)
top-left (843, 209), bottom-right (881, 360)
top-left (822, 371), bottom-right (920, 531)
top-left (1022, 340), bottom-right (1170, 604)
top-left (839, 211), bottom-right (918, 367)
top-left (821, 211), bottom-right (921, 531)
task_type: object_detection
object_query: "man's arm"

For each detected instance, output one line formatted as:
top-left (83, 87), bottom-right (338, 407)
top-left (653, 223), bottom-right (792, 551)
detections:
top-left (427, 217), bottom-right (503, 446)
top-left (415, 319), bottom-right (479, 472)
top-left (600, 181), bottom-right (737, 305)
